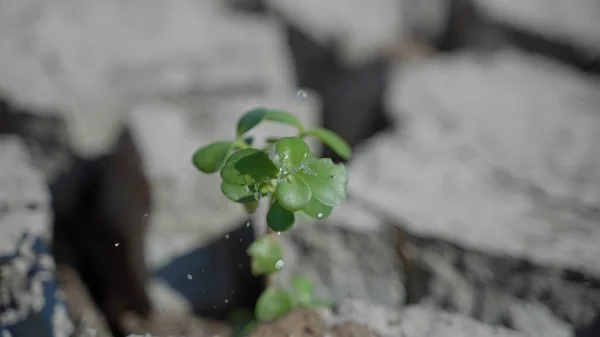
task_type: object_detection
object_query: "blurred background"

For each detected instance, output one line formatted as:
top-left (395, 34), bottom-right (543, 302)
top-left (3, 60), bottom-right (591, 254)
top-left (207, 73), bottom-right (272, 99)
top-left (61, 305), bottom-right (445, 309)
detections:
top-left (0, 0), bottom-right (599, 336)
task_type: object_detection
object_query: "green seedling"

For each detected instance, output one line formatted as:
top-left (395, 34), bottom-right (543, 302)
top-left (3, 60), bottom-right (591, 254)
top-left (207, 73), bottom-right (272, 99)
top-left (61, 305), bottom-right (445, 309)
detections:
top-left (192, 107), bottom-right (351, 334)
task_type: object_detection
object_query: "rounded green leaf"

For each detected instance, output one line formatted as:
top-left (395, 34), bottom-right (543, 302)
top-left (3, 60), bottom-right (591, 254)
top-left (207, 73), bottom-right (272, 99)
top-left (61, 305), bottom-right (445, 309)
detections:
top-left (267, 200), bottom-right (295, 232)
top-left (247, 236), bottom-right (283, 276)
top-left (301, 196), bottom-right (333, 219)
top-left (220, 148), bottom-right (279, 186)
top-left (291, 275), bottom-right (314, 306)
top-left (297, 158), bottom-right (348, 206)
top-left (255, 288), bottom-right (294, 322)
top-left (275, 175), bottom-right (311, 212)
top-left (265, 110), bottom-right (304, 132)
top-left (192, 141), bottom-right (234, 173)
top-left (306, 128), bottom-right (352, 160)
top-left (274, 137), bottom-right (310, 169)
top-left (237, 108), bottom-right (268, 137)
top-left (221, 181), bottom-right (257, 203)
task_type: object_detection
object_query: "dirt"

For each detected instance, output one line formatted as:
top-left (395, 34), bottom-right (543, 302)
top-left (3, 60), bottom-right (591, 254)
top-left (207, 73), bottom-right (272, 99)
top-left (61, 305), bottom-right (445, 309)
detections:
top-left (248, 308), bottom-right (379, 337)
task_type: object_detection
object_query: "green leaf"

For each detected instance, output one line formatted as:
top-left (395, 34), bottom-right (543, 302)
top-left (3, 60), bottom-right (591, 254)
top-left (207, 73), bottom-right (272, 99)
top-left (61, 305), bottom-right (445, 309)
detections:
top-left (244, 200), bottom-right (260, 214)
top-left (297, 158), bottom-right (349, 206)
top-left (274, 137), bottom-right (310, 170)
top-left (265, 110), bottom-right (304, 132)
top-left (291, 275), bottom-right (314, 307)
top-left (267, 200), bottom-right (295, 232)
top-left (275, 175), bottom-right (311, 212)
top-left (236, 108), bottom-right (268, 137)
top-left (301, 196), bottom-right (333, 219)
top-left (306, 128), bottom-right (352, 160)
top-left (221, 181), bottom-right (258, 203)
top-left (255, 288), bottom-right (294, 322)
top-left (192, 141), bottom-right (234, 173)
top-left (220, 148), bottom-right (279, 186)
top-left (247, 236), bottom-right (283, 276)
top-left (236, 108), bottom-right (305, 137)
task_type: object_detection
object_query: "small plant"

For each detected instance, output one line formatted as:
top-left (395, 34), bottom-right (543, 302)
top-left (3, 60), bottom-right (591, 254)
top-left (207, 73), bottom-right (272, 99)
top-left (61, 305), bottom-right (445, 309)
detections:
top-left (192, 107), bottom-right (351, 333)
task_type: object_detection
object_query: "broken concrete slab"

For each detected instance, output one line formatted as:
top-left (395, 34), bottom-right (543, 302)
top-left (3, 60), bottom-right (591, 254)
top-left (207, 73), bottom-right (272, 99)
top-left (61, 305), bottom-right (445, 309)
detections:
top-left (387, 48), bottom-right (600, 215)
top-left (474, 0), bottom-right (600, 56)
top-left (333, 49), bottom-right (600, 330)
top-left (0, 0), bottom-right (299, 158)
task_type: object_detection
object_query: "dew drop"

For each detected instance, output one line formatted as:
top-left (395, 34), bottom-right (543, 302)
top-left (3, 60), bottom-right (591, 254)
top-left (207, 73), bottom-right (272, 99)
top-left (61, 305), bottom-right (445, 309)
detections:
top-left (275, 259), bottom-right (285, 270)
top-left (187, 274), bottom-right (193, 280)
top-left (296, 89), bottom-right (308, 101)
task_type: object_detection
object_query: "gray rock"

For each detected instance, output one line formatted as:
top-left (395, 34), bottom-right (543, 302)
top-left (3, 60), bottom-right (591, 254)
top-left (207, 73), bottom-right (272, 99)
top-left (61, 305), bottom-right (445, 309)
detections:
top-left (0, 136), bottom-right (50, 256)
top-left (0, 0), bottom-right (300, 157)
top-left (334, 49), bottom-right (599, 331)
top-left (274, 219), bottom-right (406, 309)
top-left (327, 299), bottom-right (525, 337)
top-left (0, 136), bottom-right (74, 336)
top-left (510, 301), bottom-right (574, 337)
top-left (263, 0), bottom-right (448, 66)
top-left (474, 0), bottom-right (600, 56)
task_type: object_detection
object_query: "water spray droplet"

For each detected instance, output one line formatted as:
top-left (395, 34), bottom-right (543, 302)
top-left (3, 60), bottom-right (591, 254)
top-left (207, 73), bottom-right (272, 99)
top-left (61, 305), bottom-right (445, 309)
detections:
top-left (187, 274), bottom-right (193, 280)
top-left (114, 242), bottom-right (120, 247)
top-left (296, 89), bottom-right (308, 101)
top-left (225, 234), bottom-right (229, 239)
top-left (275, 259), bottom-right (285, 270)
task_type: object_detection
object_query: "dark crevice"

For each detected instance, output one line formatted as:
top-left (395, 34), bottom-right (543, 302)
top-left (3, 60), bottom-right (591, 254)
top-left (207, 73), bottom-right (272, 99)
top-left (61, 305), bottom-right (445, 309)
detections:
top-left (284, 23), bottom-right (393, 163)
top-left (1, 97), bottom-right (265, 336)
top-left (436, 0), bottom-right (600, 76)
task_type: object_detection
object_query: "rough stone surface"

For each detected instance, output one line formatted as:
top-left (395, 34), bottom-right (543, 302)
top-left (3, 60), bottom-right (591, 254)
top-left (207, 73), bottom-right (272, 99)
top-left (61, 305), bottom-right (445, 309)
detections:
top-left (328, 299), bottom-right (525, 337)
top-left (474, 0), bottom-right (600, 56)
top-left (264, 0), bottom-right (448, 66)
top-left (0, 136), bottom-right (50, 256)
top-left (0, 0), bottom-right (298, 157)
top-left (274, 219), bottom-right (405, 310)
top-left (0, 136), bottom-right (74, 337)
top-left (334, 49), bottom-right (599, 331)
top-left (380, 49), bottom-right (600, 271)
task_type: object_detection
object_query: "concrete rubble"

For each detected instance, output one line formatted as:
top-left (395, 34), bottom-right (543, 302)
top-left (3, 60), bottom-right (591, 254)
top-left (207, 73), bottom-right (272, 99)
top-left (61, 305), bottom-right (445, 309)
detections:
top-left (327, 48), bottom-right (599, 334)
